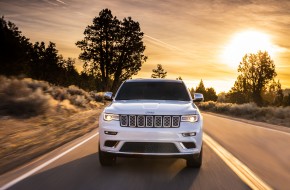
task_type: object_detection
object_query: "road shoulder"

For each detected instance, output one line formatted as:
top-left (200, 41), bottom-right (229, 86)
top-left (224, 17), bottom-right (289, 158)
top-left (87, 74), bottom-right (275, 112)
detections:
top-left (202, 111), bottom-right (290, 134)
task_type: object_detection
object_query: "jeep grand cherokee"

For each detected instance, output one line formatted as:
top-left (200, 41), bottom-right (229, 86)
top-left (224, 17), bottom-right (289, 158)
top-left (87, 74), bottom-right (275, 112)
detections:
top-left (99, 79), bottom-right (203, 168)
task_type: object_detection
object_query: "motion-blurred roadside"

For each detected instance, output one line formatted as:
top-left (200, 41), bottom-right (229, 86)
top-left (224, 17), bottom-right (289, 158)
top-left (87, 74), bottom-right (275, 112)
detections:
top-left (0, 76), bottom-right (105, 174)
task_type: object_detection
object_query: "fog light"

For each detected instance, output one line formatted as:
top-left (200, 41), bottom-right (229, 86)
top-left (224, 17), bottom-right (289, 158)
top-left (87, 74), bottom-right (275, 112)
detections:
top-left (181, 142), bottom-right (196, 149)
top-left (104, 140), bottom-right (119, 148)
top-left (182, 132), bottom-right (196, 137)
top-left (104, 131), bottom-right (118, 135)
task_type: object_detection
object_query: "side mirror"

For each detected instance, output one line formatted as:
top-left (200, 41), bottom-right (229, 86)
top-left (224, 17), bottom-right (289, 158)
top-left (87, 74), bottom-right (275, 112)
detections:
top-left (193, 93), bottom-right (204, 102)
top-left (104, 92), bottom-right (113, 101)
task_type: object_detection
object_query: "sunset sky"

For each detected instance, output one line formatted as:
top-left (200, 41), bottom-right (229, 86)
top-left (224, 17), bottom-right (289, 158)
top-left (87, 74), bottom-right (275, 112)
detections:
top-left (1, 0), bottom-right (290, 92)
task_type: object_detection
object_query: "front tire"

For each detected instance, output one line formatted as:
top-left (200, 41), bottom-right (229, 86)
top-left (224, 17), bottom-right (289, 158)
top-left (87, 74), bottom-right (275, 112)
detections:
top-left (99, 144), bottom-right (116, 166)
top-left (186, 145), bottom-right (203, 168)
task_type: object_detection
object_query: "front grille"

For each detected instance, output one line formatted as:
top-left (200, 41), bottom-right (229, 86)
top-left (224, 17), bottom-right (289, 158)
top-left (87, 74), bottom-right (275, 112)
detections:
top-left (120, 142), bottom-right (180, 153)
top-left (120, 115), bottom-right (180, 128)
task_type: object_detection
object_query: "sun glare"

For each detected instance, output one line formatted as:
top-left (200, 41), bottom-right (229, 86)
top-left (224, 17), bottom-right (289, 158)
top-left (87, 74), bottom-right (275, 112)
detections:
top-left (222, 30), bottom-right (275, 68)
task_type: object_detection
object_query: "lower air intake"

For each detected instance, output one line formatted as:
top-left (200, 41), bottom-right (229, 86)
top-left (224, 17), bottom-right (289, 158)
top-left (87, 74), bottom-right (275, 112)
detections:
top-left (120, 142), bottom-right (180, 153)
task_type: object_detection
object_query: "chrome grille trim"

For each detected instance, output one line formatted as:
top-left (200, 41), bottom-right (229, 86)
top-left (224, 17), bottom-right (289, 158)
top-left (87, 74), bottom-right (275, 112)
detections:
top-left (146, 116), bottom-right (153, 127)
top-left (120, 115), bottom-right (128, 126)
top-left (137, 115), bottom-right (145, 127)
top-left (163, 116), bottom-right (171, 128)
top-left (172, 116), bottom-right (180, 128)
top-left (120, 115), bottom-right (180, 128)
top-left (155, 116), bottom-right (162, 128)
top-left (129, 115), bottom-right (136, 127)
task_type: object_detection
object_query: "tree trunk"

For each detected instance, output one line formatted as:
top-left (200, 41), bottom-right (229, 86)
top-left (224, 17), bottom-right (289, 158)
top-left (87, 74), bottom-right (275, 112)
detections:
top-left (253, 90), bottom-right (263, 106)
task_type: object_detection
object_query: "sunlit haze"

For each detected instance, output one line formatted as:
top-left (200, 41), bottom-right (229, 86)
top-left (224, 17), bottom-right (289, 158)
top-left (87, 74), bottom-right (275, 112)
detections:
top-left (1, 0), bottom-right (290, 93)
top-left (222, 30), bottom-right (277, 68)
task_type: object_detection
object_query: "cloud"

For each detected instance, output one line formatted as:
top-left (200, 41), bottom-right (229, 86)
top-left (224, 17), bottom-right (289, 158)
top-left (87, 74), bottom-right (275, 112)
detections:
top-left (144, 35), bottom-right (184, 52)
top-left (55, 0), bottom-right (67, 5)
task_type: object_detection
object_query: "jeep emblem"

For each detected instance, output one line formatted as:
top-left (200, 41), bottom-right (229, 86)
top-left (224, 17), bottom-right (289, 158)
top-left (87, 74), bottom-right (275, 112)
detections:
top-left (145, 111), bottom-right (155, 115)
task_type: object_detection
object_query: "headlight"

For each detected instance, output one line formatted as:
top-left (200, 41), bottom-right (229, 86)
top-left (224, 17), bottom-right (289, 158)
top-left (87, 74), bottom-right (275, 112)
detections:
top-left (103, 113), bottom-right (119, 121)
top-left (181, 115), bottom-right (198, 123)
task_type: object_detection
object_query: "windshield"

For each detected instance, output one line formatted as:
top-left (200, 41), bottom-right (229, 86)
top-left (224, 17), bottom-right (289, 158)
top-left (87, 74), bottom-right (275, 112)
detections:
top-left (115, 82), bottom-right (191, 101)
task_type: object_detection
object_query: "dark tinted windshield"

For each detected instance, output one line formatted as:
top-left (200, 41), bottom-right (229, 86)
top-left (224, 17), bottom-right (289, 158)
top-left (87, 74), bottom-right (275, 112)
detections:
top-left (115, 82), bottom-right (191, 101)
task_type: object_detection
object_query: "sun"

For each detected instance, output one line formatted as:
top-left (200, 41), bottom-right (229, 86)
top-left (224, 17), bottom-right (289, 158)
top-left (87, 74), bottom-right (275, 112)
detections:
top-left (222, 30), bottom-right (275, 68)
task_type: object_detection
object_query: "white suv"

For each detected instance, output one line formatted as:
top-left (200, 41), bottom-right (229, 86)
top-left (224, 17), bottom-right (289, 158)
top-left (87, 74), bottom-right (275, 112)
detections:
top-left (99, 79), bottom-right (204, 168)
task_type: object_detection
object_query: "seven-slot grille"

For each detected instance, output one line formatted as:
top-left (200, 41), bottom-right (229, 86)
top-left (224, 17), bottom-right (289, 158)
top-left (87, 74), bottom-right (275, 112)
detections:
top-left (120, 115), bottom-right (180, 128)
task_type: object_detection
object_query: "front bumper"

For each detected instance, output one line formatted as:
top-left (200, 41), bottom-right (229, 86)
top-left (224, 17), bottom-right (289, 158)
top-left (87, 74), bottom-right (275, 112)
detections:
top-left (99, 120), bottom-right (203, 157)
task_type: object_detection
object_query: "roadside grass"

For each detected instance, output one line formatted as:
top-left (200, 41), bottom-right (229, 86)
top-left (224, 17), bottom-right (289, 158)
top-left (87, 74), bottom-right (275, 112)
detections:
top-left (0, 76), bottom-right (105, 174)
top-left (198, 101), bottom-right (290, 128)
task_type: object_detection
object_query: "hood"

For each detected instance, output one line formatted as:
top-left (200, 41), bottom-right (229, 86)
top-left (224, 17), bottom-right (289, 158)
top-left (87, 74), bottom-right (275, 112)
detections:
top-left (104, 100), bottom-right (198, 115)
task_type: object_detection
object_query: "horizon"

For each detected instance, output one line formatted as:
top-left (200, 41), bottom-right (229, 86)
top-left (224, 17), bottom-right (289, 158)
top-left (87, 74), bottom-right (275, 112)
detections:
top-left (1, 0), bottom-right (290, 93)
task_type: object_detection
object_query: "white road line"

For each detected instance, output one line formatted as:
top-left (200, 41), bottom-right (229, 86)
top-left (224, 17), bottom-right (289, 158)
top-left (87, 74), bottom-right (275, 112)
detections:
top-left (204, 133), bottom-right (273, 190)
top-left (0, 132), bottom-right (99, 190)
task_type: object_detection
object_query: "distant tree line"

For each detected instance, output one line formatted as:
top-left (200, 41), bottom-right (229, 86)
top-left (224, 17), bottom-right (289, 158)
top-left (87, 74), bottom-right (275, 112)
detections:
top-left (189, 79), bottom-right (218, 102)
top-left (0, 9), bottom-right (146, 92)
top-left (0, 17), bottom-right (85, 88)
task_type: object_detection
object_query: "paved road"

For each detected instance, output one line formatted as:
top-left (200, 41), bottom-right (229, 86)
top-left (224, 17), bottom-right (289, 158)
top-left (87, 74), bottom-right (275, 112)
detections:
top-left (203, 113), bottom-right (290, 190)
top-left (1, 133), bottom-right (248, 190)
top-left (1, 113), bottom-right (289, 190)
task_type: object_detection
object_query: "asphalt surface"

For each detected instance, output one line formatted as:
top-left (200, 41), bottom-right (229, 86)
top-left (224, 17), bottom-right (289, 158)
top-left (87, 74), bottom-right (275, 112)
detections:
top-left (1, 113), bottom-right (289, 190)
top-left (203, 113), bottom-right (290, 190)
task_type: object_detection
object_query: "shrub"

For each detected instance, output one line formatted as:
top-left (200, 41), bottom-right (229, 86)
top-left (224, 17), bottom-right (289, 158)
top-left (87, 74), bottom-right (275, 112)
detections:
top-left (0, 76), bottom-right (104, 118)
top-left (0, 76), bottom-right (50, 117)
top-left (198, 101), bottom-right (290, 127)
